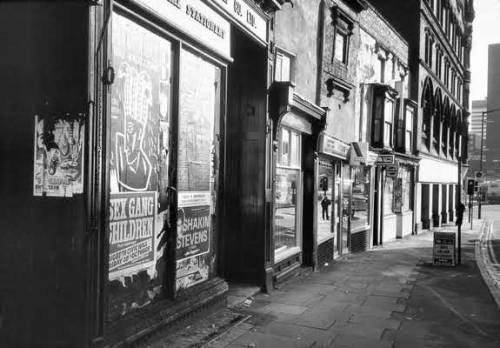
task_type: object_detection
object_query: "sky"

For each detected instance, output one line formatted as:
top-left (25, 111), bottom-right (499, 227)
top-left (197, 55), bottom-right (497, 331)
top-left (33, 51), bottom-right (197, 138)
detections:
top-left (470, 0), bottom-right (500, 101)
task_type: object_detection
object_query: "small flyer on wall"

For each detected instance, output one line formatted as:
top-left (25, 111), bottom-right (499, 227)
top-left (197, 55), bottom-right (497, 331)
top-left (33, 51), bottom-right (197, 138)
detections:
top-left (108, 191), bottom-right (157, 280)
top-left (176, 255), bottom-right (209, 291)
top-left (33, 114), bottom-right (85, 197)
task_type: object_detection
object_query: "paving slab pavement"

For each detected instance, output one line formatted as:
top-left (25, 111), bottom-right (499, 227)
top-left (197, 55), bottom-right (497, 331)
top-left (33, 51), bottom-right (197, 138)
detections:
top-left (144, 221), bottom-right (500, 348)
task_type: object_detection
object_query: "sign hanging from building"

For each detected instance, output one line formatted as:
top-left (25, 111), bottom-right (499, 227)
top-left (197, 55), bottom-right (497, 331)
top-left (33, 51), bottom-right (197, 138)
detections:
top-left (433, 232), bottom-right (456, 266)
top-left (349, 142), bottom-right (369, 166)
top-left (386, 162), bottom-right (399, 178)
top-left (376, 154), bottom-right (395, 164)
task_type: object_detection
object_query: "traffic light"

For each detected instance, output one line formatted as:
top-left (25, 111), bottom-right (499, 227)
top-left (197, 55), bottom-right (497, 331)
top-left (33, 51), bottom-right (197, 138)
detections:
top-left (474, 180), bottom-right (479, 192)
top-left (467, 178), bottom-right (475, 195)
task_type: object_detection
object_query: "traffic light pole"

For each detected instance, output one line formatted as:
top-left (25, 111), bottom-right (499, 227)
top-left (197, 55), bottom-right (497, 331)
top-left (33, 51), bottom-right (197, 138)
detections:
top-left (458, 157), bottom-right (462, 265)
top-left (478, 107), bottom-right (500, 219)
top-left (479, 110), bottom-right (485, 219)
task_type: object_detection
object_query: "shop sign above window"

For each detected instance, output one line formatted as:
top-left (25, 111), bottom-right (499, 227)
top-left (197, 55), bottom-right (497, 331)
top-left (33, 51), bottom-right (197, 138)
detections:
top-left (320, 134), bottom-right (350, 160)
top-left (134, 0), bottom-right (231, 58)
top-left (376, 154), bottom-right (395, 164)
top-left (212, 0), bottom-right (267, 43)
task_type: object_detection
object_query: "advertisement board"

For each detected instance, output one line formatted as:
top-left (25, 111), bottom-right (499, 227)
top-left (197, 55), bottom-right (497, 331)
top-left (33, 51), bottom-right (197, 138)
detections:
top-left (433, 232), bottom-right (456, 266)
top-left (109, 191), bottom-right (157, 279)
top-left (33, 114), bottom-right (85, 197)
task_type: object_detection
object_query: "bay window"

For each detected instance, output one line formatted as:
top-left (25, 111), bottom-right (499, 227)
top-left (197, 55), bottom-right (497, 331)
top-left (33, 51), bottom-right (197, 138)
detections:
top-left (372, 85), bottom-right (397, 149)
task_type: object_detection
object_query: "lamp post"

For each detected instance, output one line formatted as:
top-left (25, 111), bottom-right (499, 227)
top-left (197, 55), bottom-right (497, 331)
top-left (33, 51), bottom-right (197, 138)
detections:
top-left (478, 107), bottom-right (500, 219)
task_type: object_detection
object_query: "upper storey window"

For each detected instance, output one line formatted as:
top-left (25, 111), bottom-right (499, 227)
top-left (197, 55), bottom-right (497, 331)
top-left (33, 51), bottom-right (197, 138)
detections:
top-left (372, 85), bottom-right (398, 149)
top-left (274, 48), bottom-right (294, 82)
top-left (331, 6), bottom-right (354, 66)
top-left (334, 31), bottom-right (348, 64)
top-left (424, 30), bottom-right (434, 68)
top-left (436, 0), bottom-right (443, 22)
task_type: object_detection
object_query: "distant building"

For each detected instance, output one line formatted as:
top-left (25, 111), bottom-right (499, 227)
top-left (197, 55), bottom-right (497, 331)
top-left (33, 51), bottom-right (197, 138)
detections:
top-left (368, 0), bottom-right (475, 230)
top-left (486, 43), bottom-right (500, 178)
top-left (468, 99), bottom-right (487, 172)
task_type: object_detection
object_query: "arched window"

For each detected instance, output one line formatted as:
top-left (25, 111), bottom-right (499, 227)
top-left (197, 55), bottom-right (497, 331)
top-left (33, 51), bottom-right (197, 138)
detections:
top-left (456, 112), bottom-right (462, 158)
top-left (433, 89), bottom-right (442, 153)
top-left (442, 100), bottom-right (451, 156)
top-left (421, 79), bottom-right (433, 150)
top-left (449, 112), bottom-right (455, 158)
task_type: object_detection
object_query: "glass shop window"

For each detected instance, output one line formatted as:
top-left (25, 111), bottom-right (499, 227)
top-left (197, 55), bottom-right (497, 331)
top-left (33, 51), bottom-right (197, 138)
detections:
top-left (402, 168), bottom-right (413, 212)
top-left (278, 128), bottom-right (301, 168)
top-left (317, 160), bottom-right (334, 243)
top-left (350, 166), bottom-right (370, 231)
top-left (275, 127), bottom-right (302, 259)
top-left (384, 176), bottom-right (394, 215)
top-left (108, 13), bottom-right (173, 320)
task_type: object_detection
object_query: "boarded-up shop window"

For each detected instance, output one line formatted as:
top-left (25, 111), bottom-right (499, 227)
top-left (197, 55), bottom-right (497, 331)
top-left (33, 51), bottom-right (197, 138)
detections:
top-left (108, 12), bottom-right (173, 320)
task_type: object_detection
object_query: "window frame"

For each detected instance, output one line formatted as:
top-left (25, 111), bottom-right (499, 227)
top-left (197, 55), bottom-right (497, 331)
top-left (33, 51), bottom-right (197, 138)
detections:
top-left (371, 85), bottom-right (397, 149)
top-left (274, 46), bottom-right (295, 83)
top-left (331, 6), bottom-right (354, 66)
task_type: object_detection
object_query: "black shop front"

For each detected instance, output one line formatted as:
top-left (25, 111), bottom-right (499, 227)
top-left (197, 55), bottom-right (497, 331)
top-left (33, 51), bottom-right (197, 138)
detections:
top-left (0, 1), bottom-right (277, 347)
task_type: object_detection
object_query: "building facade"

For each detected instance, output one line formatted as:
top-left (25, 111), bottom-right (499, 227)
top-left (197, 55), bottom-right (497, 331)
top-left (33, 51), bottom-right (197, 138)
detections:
top-left (0, 0), bottom-right (281, 346)
top-left (368, 0), bottom-right (475, 230)
top-left (0, 1), bottom-right (474, 347)
top-left (485, 44), bottom-right (500, 178)
top-left (468, 99), bottom-right (487, 173)
top-left (270, 0), bottom-right (414, 276)
top-left (356, 4), bottom-right (417, 245)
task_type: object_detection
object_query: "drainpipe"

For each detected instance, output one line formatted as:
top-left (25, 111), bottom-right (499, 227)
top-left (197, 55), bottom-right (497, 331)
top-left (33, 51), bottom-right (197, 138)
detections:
top-left (316, 0), bottom-right (326, 106)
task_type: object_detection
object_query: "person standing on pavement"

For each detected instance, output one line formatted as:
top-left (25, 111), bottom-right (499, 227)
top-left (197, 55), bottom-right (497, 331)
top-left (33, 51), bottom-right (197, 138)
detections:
top-left (321, 194), bottom-right (331, 220)
top-left (456, 201), bottom-right (466, 226)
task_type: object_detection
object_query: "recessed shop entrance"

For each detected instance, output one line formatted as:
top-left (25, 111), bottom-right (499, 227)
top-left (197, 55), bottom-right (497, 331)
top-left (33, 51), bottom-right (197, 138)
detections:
top-left (221, 26), bottom-right (268, 285)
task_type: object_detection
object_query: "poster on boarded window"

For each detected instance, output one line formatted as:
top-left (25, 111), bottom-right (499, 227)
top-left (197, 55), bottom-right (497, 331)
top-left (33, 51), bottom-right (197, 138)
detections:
top-left (109, 191), bottom-right (156, 280)
top-left (176, 191), bottom-right (211, 260)
top-left (33, 114), bottom-right (85, 197)
top-left (176, 254), bottom-right (209, 290)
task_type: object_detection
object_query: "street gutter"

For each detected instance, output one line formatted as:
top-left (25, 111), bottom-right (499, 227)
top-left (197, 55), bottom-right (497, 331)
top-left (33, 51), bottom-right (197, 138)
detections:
top-left (475, 220), bottom-right (500, 309)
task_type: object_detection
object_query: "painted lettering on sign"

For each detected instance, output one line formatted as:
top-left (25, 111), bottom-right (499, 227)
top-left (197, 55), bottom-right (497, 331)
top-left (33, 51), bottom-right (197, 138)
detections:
top-left (176, 205), bottom-right (210, 260)
top-left (321, 134), bottom-right (349, 159)
top-left (166, 0), bottom-right (181, 8)
top-left (212, 0), bottom-right (267, 42)
top-left (433, 232), bottom-right (456, 266)
top-left (135, 0), bottom-right (231, 57)
top-left (186, 4), bottom-right (226, 38)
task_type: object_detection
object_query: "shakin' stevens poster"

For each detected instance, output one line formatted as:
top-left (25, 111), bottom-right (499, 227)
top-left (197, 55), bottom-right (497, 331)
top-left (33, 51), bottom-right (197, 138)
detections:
top-left (33, 114), bottom-right (85, 197)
